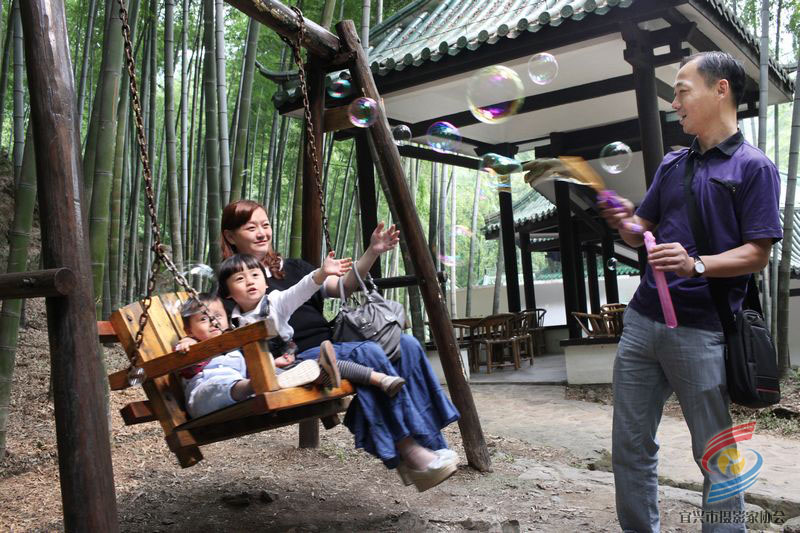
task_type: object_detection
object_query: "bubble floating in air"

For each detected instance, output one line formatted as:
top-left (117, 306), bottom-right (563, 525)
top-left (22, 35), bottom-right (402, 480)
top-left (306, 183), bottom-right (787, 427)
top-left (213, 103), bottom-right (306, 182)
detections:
top-left (527, 53), bottom-right (559, 85)
top-left (348, 97), bottom-right (379, 128)
top-left (425, 121), bottom-right (461, 153)
top-left (466, 65), bottom-right (524, 124)
top-left (327, 78), bottom-right (352, 99)
top-left (391, 124), bottom-right (413, 142)
top-left (606, 258), bottom-right (618, 272)
top-left (599, 142), bottom-right (633, 174)
top-left (480, 153), bottom-right (523, 175)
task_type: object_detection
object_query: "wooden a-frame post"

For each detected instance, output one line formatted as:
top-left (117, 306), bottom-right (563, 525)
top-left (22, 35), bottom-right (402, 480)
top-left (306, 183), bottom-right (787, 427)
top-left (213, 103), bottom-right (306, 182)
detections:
top-left (224, 0), bottom-right (490, 471)
top-left (19, 0), bottom-right (119, 530)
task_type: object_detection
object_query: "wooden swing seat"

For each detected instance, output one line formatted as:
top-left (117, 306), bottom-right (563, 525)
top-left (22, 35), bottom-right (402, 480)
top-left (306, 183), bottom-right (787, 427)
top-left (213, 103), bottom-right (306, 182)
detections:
top-left (100, 292), bottom-right (354, 468)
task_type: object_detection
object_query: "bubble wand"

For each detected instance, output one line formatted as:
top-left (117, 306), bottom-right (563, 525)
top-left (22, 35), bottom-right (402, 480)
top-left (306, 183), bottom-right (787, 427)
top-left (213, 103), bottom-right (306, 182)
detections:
top-left (643, 231), bottom-right (678, 328)
top-left (522, 156), bottom-right (677, 328)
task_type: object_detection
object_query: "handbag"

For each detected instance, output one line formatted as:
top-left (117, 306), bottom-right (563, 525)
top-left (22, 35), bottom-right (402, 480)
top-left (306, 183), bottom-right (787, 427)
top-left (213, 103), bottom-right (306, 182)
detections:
top-left (682, 156), bottom-right (780, 408)
top-left (331, 267), bottom-right (406, 361)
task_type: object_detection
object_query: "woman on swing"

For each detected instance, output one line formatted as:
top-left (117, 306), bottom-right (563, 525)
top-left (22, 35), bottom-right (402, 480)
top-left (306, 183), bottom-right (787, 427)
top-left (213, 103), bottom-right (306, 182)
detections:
top-left (220, 199), bottom-right (460, 492)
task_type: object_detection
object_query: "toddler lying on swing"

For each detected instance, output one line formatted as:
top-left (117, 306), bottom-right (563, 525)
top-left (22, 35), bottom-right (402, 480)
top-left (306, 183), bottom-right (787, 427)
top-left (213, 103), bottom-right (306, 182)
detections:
top-left (177, 253), bottom-right (405, 418)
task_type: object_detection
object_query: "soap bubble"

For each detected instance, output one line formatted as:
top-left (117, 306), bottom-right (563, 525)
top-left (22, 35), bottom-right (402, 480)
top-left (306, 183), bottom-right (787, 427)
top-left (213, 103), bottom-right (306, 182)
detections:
top-left (485, 176), bottom-right (512, 193)
top-left (606, 258), bottom-right (618, 272)
top-left (439, 254), bottom-right (459, 267)
top-left (347, 97), bottom-right (378, 128)
top-left (127, 366), bottom-right (146, 387)
top-left (466, 65), bottom-right (524, 124)
top-left (391, 124), bottom-right (413, 142)
top-left (480, 152), bottom-right (523, 175)
top-left (181, 263), bottom-right (217, 292)
top-left (425, 121), bottom-right (461, 153)
top-left (527, 53), bottom-right (559, 85)
top-left (327, 78), bottom-right (352, 99)
top-left (455, 225), bottom-right (473, 237)
top-left (599, 142), bottom-right (633, 174)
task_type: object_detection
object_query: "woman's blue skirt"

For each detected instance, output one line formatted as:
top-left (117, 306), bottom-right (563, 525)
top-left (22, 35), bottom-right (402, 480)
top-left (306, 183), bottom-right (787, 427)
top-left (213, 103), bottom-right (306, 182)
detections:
top-left (297, 334), bottom-right (459, 467)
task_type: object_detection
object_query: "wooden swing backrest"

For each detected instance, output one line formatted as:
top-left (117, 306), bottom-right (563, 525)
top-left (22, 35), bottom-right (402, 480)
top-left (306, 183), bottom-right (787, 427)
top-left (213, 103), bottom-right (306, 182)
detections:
top-left (102, 292), bottom-right (355, 468)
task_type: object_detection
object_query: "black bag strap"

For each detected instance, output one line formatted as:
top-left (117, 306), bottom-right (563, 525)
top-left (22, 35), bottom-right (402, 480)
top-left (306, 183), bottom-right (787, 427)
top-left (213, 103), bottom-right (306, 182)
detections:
top-left (681, 154), bottom-right (761, 334)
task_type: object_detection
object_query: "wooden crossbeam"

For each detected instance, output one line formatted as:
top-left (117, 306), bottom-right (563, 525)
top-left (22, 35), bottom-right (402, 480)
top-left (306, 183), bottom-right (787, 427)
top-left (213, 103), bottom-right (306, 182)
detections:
top-left (0, 267), bottom-right (76, 299)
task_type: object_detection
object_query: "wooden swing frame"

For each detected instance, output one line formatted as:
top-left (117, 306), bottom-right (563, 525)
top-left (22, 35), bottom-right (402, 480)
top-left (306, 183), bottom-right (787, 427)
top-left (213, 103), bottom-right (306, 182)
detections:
top-left (16, 0), bottom-right (491, 528)
top-left (97, 0), bottom-right (491, 474)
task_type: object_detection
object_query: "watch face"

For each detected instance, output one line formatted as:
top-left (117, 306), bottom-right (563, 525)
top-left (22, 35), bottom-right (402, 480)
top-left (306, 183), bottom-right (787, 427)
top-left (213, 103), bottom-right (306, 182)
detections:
top-left (695, 259), bottom-right (706, 273)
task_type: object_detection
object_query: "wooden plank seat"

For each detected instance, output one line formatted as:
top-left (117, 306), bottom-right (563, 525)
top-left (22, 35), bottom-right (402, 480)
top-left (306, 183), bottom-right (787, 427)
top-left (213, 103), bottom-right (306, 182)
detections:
top-left (100, 292), bottom-right (355, 468)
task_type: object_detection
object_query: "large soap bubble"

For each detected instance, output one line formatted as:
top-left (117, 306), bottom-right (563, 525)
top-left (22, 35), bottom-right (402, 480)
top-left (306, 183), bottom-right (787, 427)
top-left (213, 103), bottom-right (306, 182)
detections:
top-left (327, 78), bottom-right (352, 99)
top-left (426, 121), bottom-right (461, 153)
top-left (348, 97), bottom-right (379, 128)
top-left (599, 142), bottom-right (633, 174)
top-left (466, 65), bottom-right (524, 124)
top-left (480, 153), bottom-right (523, 175)
top-left (527, 53), bottom-right (558, 85)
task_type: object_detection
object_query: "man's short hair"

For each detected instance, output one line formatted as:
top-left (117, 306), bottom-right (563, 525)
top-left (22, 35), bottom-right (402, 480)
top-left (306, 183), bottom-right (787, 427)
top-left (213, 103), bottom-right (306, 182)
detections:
top-left (680, 51), bottom-right (746, 106)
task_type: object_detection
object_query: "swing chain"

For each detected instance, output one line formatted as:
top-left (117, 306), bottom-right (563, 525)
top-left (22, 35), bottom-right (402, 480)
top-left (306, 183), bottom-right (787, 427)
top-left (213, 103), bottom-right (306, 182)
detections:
top-left (280, 7), bottom-right (333, 254)
top-left (117, 0), bottom-right (224, 371)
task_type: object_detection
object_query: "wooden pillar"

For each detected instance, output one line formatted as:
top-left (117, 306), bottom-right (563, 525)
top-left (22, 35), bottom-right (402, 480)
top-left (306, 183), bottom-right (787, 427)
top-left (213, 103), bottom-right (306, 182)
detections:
top-left (573, 222), bottom-right (587, 314)
top-left (355, 130), bottom-right (381, 278)
top-left (555, 181), bottom-right (581, 339)
top-left (586, 246), bottom-right (601, 313)
top-left (494, 145), bottom-right (521, 313)
top-left (623, 31), bottom-right (665, 189)
top-left (301, 56), bottom-right (325, 265)
top-left (337, 20), bottom-right (490, 472)
top-left (298, 56), bottom-right (326, 450)
top-left (20, 0), bottom-right (119, 529)
top-left (519, 231), bottom-right (536, 310)
top-left (602, 229), bottom-right (620, 304)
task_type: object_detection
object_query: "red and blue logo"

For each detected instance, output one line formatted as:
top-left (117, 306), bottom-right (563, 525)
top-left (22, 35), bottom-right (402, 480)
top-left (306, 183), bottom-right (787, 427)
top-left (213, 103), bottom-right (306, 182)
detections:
top-left (701, 421), bottom-right (763, 503)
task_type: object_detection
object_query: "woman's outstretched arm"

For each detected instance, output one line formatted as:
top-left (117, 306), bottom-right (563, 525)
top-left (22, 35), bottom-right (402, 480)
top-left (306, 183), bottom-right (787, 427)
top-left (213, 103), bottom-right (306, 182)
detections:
top-left (323, 222), bottom-right (400, 298)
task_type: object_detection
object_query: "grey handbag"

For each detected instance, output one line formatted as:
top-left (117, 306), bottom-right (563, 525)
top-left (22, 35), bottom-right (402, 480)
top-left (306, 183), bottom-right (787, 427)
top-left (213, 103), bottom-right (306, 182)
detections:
top-left (332, 267), bottom-right (406, 361)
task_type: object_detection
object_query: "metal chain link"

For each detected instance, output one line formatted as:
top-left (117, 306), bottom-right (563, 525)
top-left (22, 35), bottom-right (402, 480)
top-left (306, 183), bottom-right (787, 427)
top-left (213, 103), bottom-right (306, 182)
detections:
top-left (117, 0), bottom-right (225, 372)
top-left (280, 6), bottom-right (333, 253)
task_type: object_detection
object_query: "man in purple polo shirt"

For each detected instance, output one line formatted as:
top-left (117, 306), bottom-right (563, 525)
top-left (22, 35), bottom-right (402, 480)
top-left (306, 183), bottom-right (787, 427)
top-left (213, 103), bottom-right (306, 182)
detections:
top-left (601, 51), bottom-right (782, 532)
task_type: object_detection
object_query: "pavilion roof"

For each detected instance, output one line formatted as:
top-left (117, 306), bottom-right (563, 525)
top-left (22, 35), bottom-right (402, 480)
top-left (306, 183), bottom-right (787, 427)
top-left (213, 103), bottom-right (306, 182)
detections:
top-left (366, 0), bottom-right (793, 89)
top-left (482, 187), bottom-right (555, 235)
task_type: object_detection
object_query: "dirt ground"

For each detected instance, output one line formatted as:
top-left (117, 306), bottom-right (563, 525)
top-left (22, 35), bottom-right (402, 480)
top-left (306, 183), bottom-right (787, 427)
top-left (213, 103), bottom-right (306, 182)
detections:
top-left (1, 299), bottom-right (742, 533)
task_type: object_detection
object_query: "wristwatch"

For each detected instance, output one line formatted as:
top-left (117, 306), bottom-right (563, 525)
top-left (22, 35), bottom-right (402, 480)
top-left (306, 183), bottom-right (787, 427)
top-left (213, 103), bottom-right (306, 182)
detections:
top-left (692, 257), bottom-right (706, 278)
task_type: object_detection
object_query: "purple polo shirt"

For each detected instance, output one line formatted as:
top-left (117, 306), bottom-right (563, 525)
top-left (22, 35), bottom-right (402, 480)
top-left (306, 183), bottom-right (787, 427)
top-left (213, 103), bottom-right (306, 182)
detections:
top-left (628, 131), bottom-right (782, 331)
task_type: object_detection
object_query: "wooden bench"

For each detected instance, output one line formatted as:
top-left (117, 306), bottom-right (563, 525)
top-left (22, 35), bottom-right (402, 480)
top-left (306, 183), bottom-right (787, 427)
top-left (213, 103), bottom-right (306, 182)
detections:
top-left (101, 292), bottom-right (354, 467)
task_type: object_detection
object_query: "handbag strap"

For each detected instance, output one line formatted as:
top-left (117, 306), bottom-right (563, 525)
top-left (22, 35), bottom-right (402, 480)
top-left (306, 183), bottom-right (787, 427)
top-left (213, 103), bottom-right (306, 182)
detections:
top-left (338, 265), bottom-right (375, 304)
top-left (681, 152), bottom-right (759, 334)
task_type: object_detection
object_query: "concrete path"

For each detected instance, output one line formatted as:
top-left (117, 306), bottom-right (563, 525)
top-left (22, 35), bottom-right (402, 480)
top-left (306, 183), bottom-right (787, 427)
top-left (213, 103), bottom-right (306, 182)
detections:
top-left (470, 384), bottom-right (800, 520)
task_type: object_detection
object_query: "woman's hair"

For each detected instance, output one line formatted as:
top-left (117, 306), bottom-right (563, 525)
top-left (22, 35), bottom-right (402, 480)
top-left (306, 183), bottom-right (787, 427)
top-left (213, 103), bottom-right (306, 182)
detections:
top-left (217, 253), bottom-right (269, 299)
top-left (180, 292), bottom-right (220, 330)
top-left (220, 199), bottom-right (284, 279)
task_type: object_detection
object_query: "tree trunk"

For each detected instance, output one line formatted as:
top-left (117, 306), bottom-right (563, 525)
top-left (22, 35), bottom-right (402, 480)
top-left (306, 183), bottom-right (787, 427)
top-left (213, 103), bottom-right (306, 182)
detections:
top-left (428, 162), bottom-right (438, 267)
top-left (139, 2), bottom-right (158, 290)
top-left (215, 0), bottom-right (231, 206)
top-left (12, 0), bottom-right (24, 186)
top-left (360, 0), bottom-right (370, 51)
top-left (180, 0), bottom-right (191, 250)
top-left (492, 238), bottom-right (504, 314)
top-left (289, 131), bottom-right (304, 258)
top-left (0, 125), bottom-right (34, 459)
top-left (449, 165), bottom-right (457, 317)
top-left (88, 0), bottom-right (126, 316)
top-left (777, 44), bottom-right (800, 377)
top-left (229, 18), bottom-right (260, 202)
top-left (203, 0), bottom-right (222, 267)
top-left (769, 0), bottom-right (783, 339)
top-left (75, 0), bottom-right (98, 130)
top-left (757, 0), bottom-right (771, 326)
top-left (0, 4), bottom-right (14, 146)
top-left (164, 0), bottom-right (184, 278)
top-left (465, 170), bottom-right (481, 316)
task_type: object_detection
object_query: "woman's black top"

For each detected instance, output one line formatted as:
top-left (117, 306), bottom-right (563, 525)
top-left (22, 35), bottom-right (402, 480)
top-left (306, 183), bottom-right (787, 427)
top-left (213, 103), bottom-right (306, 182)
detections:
top-left (265, 258), bottom-right (333, 354)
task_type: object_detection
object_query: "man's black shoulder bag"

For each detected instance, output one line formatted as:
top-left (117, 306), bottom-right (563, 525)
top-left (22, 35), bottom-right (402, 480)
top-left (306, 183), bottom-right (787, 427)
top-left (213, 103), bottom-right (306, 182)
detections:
top-left (682, 161), bottom-right (780, 408)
